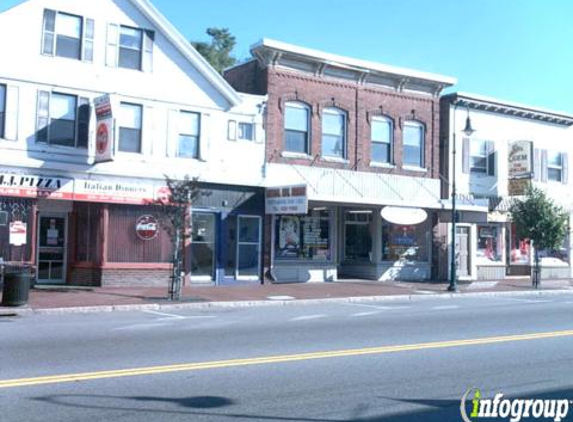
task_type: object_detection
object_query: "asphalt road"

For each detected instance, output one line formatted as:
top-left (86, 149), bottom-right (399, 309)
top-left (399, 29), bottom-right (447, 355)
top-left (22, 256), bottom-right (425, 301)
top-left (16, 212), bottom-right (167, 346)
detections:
top-left (1, 294), bottom-right (573, 421)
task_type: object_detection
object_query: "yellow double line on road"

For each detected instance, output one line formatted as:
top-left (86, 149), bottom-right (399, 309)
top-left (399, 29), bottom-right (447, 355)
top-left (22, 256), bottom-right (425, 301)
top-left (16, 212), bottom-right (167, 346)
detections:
top-left (2, 329), bottom-right (573, 389)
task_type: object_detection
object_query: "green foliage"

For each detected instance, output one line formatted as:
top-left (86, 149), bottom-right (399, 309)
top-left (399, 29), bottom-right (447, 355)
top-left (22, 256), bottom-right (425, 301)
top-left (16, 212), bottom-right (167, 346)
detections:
top-left (510, 186), bottom-right (568, 251)
top-left (191, 27), bottom-right (237, 74)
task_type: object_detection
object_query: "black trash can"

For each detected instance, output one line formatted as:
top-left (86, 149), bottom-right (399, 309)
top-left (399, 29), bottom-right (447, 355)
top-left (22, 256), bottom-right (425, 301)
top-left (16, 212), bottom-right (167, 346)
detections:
top-left (1, 268), bottom-right (31, 306)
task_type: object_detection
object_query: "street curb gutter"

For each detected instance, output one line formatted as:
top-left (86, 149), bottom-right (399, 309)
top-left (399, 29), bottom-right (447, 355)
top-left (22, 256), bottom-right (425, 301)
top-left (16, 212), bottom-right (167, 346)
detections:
top-left (4, 288), bottom-right (573, 316)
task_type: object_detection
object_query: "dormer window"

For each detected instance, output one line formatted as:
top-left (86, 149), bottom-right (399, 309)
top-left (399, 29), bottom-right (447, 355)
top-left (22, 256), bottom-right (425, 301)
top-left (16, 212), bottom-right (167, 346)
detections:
top-left (42, 10), bottom-right (94, 62)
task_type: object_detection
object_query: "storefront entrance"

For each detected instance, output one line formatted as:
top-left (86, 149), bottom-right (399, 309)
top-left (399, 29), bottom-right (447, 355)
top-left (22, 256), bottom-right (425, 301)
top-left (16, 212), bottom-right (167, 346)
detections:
top-left (455, 226), bottom-right (470, 277)
top-left (223, 215), bottom-right (261, 283)
top-left (36, 214), bottom-right (67, 284)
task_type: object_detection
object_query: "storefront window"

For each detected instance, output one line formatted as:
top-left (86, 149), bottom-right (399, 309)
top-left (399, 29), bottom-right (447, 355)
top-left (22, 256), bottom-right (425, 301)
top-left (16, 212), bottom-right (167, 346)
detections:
top-left (344, 210), bottom-right (372, 261)
top-left (191, 212), bottom-right (216, 277)
top-left (275, 208), bottom-right (330, 261)
top-left (510, 224), bottom-right (530, 265)
top-left (538, 237), bottom-right (569, 266)
top-left (476, 225), bottom-right (503, 264)
top-left (382, 220), bottom-right (430, 262)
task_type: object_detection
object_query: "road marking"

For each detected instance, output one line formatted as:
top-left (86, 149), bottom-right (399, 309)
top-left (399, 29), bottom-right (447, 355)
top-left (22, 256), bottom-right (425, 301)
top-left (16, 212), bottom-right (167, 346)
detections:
top-left (432, 305), bottom-right (460, 311)
top-left (341, 302), bottom-right (410, 311)
top-left (2, 329), bottom-right (573, 389)
top-left (142, 310), bottom-right (186, 319)
top-left (290, 314), bottom-right (326, 321)
top-left (351, 311), bottom-right (381, 317)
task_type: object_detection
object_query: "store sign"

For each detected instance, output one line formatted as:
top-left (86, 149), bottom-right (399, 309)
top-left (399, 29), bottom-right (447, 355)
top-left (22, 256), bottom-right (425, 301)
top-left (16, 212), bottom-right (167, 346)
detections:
top-left (381, 206), bottom-right (427, 225)
top-left (74, 179), bottom-right (156, 205)
top-left (266, 185), bottom-right (308, 214)
top-left (9, 220), bottom-right (27, 246)
top-left (508, 178), bottom-right (531, 196)
top-left (0, 172), bottom-right (74, 199)
top-left (508, 140), bottom-right (533, 180)
top-left (93, 94), bottom-right (114, 163)
top-left (135, 215), bottom-right (158, 240)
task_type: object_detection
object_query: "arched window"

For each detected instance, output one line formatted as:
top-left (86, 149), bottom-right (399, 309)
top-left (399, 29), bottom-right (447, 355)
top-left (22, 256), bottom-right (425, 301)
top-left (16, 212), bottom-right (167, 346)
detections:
top-left (322, 107), bottom-right (346, 159)
top-left (403, 121), bottom-right (425, 168)
top-left (371, 116), bottom-right (393, 164)
top-left (284, 102), bottom-right (310, 154)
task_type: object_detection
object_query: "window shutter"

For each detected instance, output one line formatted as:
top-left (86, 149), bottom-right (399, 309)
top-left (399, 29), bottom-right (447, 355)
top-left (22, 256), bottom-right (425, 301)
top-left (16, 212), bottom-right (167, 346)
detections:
top-left (461, 137), bottom-right (470, 174)
top-left (533, 148), bottom-right (541, 181)
top-left (83, 18), bottom-right (95, 62)
top-left (541, 149), bottom-right (548, 183)
top-left (4, 86), bottom-right (19, 141)
top-left (166, 109), bottom-right (179, 157)
top-left (42, 9), bottom-right (56, 56)
top-left (36, 91), bottom-right (50, 143)
top-left (77, 97), bottom-right (90, 148)
top-left (198, 113), bottom-right (210, 162)
top-left (562, 152), bottom-right (569, 185)
top-left (106, 23), bottom-right (118, 67)
top-left (142, 105), bottom-right (154, 155)
top-left (486, 140), bottom-right (495, 176)
top-left (142, 30), bottom-right (154, 73)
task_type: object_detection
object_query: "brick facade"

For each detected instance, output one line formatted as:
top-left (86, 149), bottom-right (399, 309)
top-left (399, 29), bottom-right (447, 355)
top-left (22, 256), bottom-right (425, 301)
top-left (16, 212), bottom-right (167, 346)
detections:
top-left (225, 63), bottom-right (441, 179)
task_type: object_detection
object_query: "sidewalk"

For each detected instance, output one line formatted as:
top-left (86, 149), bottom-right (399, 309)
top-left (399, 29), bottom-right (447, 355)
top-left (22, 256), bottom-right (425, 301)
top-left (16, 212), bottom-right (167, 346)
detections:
top-left (2, 277), bottom-right (573, 315)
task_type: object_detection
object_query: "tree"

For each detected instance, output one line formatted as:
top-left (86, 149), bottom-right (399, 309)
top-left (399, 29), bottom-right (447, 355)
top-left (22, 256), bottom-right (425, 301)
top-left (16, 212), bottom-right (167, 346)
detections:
top-left (191, 28), bottom-right (237, 74)
top-left (156, 176), bottom-right (209, 300)
top-left (510, 186), bottom-right (569, 288)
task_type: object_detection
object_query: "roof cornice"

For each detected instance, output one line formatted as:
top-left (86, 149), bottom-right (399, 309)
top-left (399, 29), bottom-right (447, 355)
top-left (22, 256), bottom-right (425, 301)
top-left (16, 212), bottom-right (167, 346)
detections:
top-left (443, 92), bottom-right (573, 126)
top-left (250, 38), bottom-right (456, 96)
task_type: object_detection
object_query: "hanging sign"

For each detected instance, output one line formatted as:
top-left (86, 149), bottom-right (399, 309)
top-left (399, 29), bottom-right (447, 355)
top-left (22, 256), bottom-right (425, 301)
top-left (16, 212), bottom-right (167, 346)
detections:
top-left (9, 220), bottom-right (27, 246)
top-left (93, 94), bottom-right (114, 163)
top-left (508, 140), bottom-right (533, 180)
top-left (381, 206), bottom-right (427, 225)
top-left (135, 215), bottom-right (158, 240)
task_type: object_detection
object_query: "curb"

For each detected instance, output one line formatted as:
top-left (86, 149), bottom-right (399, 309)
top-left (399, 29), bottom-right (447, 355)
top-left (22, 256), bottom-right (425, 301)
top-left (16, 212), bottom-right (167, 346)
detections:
top-left (4, 288), bottom-right (573, 316)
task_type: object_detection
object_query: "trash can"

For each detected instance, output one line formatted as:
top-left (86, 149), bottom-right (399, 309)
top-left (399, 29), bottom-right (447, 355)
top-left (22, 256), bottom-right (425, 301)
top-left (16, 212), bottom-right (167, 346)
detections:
top-left (1, 267), bottom-right (31, 306)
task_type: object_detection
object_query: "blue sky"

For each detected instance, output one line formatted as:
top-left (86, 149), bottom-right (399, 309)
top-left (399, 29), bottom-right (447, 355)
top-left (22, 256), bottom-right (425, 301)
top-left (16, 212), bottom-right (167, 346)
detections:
top-left (3, 0), bottom-right (573, 114)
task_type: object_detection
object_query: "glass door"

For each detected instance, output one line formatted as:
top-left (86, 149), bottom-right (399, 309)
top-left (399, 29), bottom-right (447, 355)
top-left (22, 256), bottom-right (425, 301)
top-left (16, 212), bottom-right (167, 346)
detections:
top-left (190, 211), bottom-right (216, 281)
top-left (236, 216), bottom-right (261, 280)
top-left (37, 214), bottom-right (67, 284)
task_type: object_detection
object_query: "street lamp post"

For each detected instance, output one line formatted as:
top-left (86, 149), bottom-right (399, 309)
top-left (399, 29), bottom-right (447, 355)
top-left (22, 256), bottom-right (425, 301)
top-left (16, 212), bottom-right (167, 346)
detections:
top-left (448, 102), bottom-right (475, 292)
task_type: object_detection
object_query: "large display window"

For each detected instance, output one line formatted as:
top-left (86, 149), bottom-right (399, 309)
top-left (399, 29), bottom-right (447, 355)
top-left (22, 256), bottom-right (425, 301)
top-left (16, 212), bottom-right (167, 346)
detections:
top-left (382, 220), bottom-right (430, 262)
top-left (476, 225), bottom-right (503, 264)
top-left (275, 208), bottom-right (330, 261)
top-left (538, 237), bottom-right (569, 266)
top-left (509, 224), bottom-right (530, 265)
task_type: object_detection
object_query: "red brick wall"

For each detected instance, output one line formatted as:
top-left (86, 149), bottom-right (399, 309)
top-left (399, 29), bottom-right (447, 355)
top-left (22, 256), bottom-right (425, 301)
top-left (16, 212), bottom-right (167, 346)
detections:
top-left (226, 63), bottom-right (441, 179)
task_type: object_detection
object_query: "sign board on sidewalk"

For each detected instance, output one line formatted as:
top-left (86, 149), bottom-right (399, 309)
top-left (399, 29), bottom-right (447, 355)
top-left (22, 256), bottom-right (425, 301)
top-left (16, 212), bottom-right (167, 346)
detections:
top-left (94, 94), bottom-right (114, 163)
top-left (9, 220), bottom-right (27, 246)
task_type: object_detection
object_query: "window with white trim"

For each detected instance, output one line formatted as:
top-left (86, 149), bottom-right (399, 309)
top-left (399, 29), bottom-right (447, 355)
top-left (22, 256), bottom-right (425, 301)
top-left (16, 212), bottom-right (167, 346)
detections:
top-left (0, 84), bottom-right (5, 139)
top-left (36, 91), bottom-right (90, 148)
top-left (284, 102), bottom-right (310, 154)
top-left (322, 108), bottom-right (346, 158)
top-left (42, 10), bottom-right (93, 61)
top-left (403, 121), bottom-right (424, 167)
top-left (371, 116), bottom-right (393, 163)
top-left (178, 111), bottom-right (200, 158)
top-left (107, 24), bottom-right (153, 71)
top-left (118, 103), bottom-right (142, 153)
top-left (119, 26), bottom-right (142, 70)
top-left (548, 151), bottom-right (563, 182)
top-left (238, 122), bottom-right (254, 141)
top-left (470, 139), bottom-right (488, 173)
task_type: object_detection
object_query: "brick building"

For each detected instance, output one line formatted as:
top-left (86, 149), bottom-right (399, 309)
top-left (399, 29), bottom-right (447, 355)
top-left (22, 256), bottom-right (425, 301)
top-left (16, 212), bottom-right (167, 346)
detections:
top-left (225, 39), bottom-right (478, 282)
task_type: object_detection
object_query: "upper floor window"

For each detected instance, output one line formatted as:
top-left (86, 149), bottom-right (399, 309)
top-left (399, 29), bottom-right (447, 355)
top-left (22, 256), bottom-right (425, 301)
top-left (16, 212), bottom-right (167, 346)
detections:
top-left (462, 139), bottom-right (495, 175)
top-left (106, 24), bottom-right (154, 71)
top-left (36, 91), bottom-right (90, 148)
top-left (178, 111), bottom-right (200, 158)
top-left (322, 108), bottom-right (346, 159)
top-left (118, 103), bottom-right (142, 153)
top-left (371, 116), bottom-right (393, 164)
top-left (42, 10), bottom-right (93, 62)
top-left (548, 151), bottom-right (564, 182)
top-left (238, 122), bottom-right (254, 141)
top-left (284, 102), bottom-right (310, 154)
top-left (0, 85), bottom-right (5, 139)
top-left (403, 121), bottom-right (424, 168)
